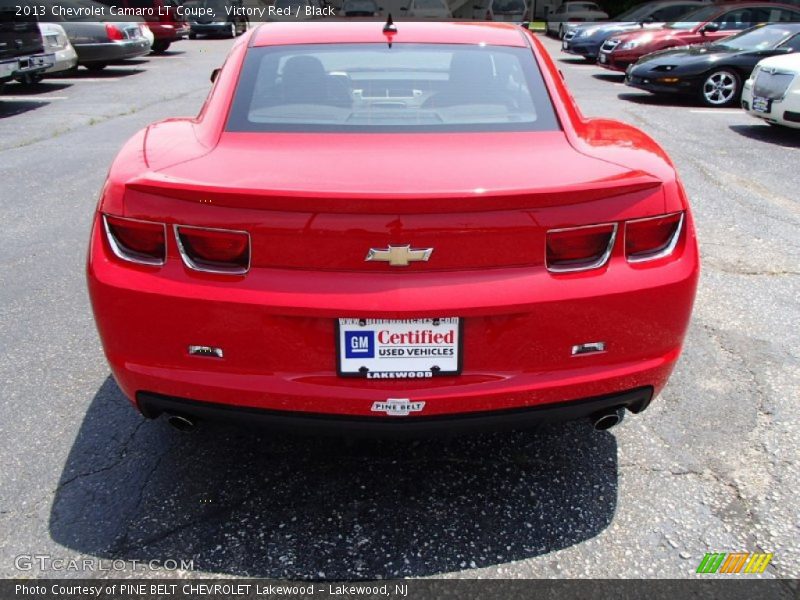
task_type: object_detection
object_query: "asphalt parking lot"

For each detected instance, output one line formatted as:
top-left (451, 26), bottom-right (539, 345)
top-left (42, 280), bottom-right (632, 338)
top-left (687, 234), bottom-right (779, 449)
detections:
top-left (0, 31), bottom-right (798, 580)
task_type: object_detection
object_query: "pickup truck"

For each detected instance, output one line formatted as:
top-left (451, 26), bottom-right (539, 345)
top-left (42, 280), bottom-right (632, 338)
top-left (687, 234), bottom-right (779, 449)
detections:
top-left (0, 2), bottom-right (55, 93)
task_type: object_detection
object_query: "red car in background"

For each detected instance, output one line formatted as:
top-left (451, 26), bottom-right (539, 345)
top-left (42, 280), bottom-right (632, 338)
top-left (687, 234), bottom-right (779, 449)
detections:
top-left (599, 2), bottom-right (800, 72)
top-left (98, 0), bottom-right (189, 53)
top-left (87, 22), bottom-right (699, 435)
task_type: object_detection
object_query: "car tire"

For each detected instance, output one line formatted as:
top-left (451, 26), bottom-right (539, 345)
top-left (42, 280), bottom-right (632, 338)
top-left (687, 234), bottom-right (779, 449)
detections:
top-left (16, 72), bottom-right (44, 85)
top-left (188, 32), bottom-right (197, 39)
top-left (558, 24), bottom-right (564, 39)
top-left (699, 69), bottom-right (741, 108)
top-left (85, 63), bottom-right (107, 72)
top-left (151, 40), bottom-right (171, 54)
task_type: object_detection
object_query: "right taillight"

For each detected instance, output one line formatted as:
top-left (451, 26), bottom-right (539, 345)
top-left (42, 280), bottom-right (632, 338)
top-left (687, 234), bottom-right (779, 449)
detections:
top-left (174, 225), bottom-right (250, 274)
top-left (546, 223), bottom-right (617, 273)
top-left (103, 215), bottom-right (166, 266)
top-left (625, 212), bottom-right (684, 263)
top-left (105, 23), bottom-right (124, 41)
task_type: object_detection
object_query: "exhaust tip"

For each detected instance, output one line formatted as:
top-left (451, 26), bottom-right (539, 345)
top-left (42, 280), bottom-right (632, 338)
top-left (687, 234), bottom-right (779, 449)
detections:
top-left (591, 407), bottom-right (624, 431)
top-left (167, 414), bottom-right (197, 432)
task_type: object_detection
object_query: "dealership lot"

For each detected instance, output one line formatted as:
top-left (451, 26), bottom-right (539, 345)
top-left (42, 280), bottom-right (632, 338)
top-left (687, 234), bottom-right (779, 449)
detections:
top-left (0, 31), bottom-right (798, 580)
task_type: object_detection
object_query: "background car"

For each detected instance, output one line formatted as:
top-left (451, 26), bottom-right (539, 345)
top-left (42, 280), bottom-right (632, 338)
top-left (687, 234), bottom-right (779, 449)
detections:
top-left (35, 23), bottom-right (78, 79)
top-left (184, 0), bottom-right (248, 38)
top-left (0, 1), bottom-right (54, 92)
top-left (626, 23), bottom-right (800, 106)
top-left (402, 0), bottom-right (452, 18)
top-left (45, 0), bottom-right (152, 71)
top-left (742, 52), bottom-right (800, 127)
top-left (341, 0), bottom-right (381, 16)
top-left (562, 0), bottom-right (707, 62)
top-left (472, 0), bottom-right (528, 22)
top-left (546, 1), bottom-right (609, 39)
top-left (96, 0), bottom-right (189, 53)
top-left (599, 2), bottom-right (800, 72)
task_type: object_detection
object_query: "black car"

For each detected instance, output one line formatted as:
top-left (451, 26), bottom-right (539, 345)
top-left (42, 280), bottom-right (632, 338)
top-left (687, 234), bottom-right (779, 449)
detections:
top-left (0, 1), bottom-right (54, 92)
top-left (184, 0), bottom-right (247, 39)
top-left (625, 23), bottom-right (800, 107)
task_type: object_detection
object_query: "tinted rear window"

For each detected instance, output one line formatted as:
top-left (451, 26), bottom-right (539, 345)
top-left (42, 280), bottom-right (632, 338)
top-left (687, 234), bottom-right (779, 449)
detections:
top-left (226, 43), bottom-right (560, 133)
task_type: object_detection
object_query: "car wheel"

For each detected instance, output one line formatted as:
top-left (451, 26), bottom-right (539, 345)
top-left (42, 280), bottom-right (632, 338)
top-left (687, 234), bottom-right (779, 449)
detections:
top-left (558, 24), bottom-right (564, 39)
top-left (188, 32), bottom-right (197, 39)
top-left (151, 40), bottom-right (171, 54)
top-left (85, 63), bottom-right (107, 72)
top-left (17, 72), bottom-right (44, 85)
top-left (700, 69), bottom-right (740, 108)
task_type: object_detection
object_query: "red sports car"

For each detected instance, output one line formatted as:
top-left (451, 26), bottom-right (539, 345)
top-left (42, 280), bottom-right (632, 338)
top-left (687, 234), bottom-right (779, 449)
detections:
top-left (87, 21), bottom-right (699, 435)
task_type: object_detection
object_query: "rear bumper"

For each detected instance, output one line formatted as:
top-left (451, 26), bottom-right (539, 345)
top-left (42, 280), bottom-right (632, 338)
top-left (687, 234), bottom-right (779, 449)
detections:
top-left (138, 386), bottom-right (654, 436)
top-left (13, 52), bottom-right (55, 76)
top-left (742, 82), bottom-right (800, 129)
top-left (149, 23), bottom-right (190, 42)
top-left (75, 40), bottom-right (151, 64)
top-left (88, 210), bottom-right (699, 421)
top-left (1, 58), bottom-right (17, 82)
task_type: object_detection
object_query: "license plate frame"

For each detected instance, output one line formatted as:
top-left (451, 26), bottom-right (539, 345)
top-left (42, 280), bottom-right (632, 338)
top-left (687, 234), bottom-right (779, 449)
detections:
top-left (336, 318), bottom-right (462, 378)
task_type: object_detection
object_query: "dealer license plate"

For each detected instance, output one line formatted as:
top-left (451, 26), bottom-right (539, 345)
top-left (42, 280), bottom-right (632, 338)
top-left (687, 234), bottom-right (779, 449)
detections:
top-left (599, 53), bottom-right (608, 64)
top-left (752, 96), bottom-right (770, 113)
top-left (337, 318), bottom-right (461, 378)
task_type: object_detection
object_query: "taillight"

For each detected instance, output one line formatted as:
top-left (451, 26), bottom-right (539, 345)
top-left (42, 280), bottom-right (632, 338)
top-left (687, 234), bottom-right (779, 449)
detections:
top-left (105, 23), bottom-right (124, 41)
top-left (546, 223), bottom-right (617, 273)
top-left (103, 215), bottom-right (166, 266)
top-left (174, 225), bottom-right (250, 274)
top-left (625, 212), bottom-right (684, 263)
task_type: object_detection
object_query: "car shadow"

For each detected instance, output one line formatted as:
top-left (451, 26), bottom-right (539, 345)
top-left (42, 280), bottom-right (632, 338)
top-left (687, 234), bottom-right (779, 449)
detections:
top-left (48, 377), bottom-right (620, 578)
top-left (728, 123), bottom-right (800, 148)
top-left (150, 49), bottom-right (187, 57)
top-left (592, 73), bottom-right (625, 83)
top-left (558, 57), bottom-right (593, 65)
top-left (55, 66), bottom-right (145, 78)
top-left (1, 81), bottom-right (72, 95)
top-left (617, 92), bottom-right (698, 107)
top-left (0, 99), bottom-right (49, 118)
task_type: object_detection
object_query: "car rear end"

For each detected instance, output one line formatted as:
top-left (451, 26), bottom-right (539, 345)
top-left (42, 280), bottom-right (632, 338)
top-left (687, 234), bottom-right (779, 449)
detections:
top-left (87, 25), bottom-right (699, 434)
top-left (39, 23), bottom-right (78, 74)
top-left (0, 4), bottom-right (54, 87)
top-left (72, 21), bottom-right (152, 66)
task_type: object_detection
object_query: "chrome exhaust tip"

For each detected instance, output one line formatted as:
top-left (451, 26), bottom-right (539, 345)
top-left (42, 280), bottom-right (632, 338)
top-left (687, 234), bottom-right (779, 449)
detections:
top-left (167, 414), bottom-right (197, 432)
top-left (591, 407), bottom-right (624, 431)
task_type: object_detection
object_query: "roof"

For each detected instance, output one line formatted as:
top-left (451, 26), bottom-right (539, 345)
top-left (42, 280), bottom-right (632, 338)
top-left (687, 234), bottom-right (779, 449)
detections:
top-left (249, 21), bottom-right (530, 48)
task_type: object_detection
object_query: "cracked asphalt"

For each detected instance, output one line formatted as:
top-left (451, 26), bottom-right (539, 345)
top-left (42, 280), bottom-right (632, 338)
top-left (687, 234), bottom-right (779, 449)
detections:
top-left (0, 31), bottom-right (798, 580)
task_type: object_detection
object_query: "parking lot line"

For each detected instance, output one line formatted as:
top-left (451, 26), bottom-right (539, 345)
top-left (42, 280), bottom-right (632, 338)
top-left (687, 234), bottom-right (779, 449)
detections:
top-left (55, 78), bottom-right (120, 83)
top-left (688, 108), bottom-right (744, 114)
top-left (0, 95), bottom-right (68, 101)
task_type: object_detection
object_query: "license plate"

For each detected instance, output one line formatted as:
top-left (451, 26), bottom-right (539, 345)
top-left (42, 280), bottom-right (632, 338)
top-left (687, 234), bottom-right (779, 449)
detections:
top-left (337, 318), bottom-right (461, 378)
top-left (562, 41), bottom-right (568, 50)
top-left (599, 53), bottom-right (607, 64)
top-left (752, 96), bottom-right (770, 113)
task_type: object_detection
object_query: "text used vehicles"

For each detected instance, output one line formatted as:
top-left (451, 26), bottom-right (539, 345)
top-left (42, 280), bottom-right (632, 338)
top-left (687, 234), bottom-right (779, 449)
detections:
top-left (626, 23), bottom-right (800, 106)
top-left (599, 2), bottom-right (800, 72)
top-left (742, 52), bottom-right (800, 127)
top-left (87, 22), bottom-right (699, 435)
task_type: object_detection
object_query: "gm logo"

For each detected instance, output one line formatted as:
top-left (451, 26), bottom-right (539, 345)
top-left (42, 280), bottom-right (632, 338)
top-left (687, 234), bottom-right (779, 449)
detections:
top-left (344, 331), bottom-right (374, 359)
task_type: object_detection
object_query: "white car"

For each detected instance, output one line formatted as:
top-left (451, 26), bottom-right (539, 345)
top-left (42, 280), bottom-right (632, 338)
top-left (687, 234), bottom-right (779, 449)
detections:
top-left (742, 53), bottom-right (800, 129)
top-left (403, 0), bottom-right (452, 18)
top-left (36, 23), bottom-right (77, 78)
top-left (546, 1), bottom-right (609, 39)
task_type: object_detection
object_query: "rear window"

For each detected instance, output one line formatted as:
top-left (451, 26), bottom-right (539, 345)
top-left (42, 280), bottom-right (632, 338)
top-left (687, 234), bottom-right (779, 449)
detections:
top-left (226, 44), bottom-right (560, 133)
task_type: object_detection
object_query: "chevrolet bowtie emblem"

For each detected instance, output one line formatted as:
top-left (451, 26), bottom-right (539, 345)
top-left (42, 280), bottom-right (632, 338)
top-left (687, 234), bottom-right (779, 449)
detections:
top-left (365, 245), bottom-right (433, 267)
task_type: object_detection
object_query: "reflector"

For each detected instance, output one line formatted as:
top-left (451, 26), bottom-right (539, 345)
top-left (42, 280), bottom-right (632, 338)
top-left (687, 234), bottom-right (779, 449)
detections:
top-left (625, 212), bottom-right (683, 262)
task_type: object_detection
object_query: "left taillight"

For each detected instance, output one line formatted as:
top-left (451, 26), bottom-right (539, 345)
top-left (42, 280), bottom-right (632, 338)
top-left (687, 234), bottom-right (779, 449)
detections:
top-left (546, 223), bottom-right (617, 273)
top-left (103, 215), bottom-right (166, 266)
top-left (174, 225), bottom-right (250, 274)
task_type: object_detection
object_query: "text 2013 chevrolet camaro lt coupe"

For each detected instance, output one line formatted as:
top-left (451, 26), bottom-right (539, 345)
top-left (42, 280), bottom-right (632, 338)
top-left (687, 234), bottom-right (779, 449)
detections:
top-left (87, 21), bottom-right (699, 434)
